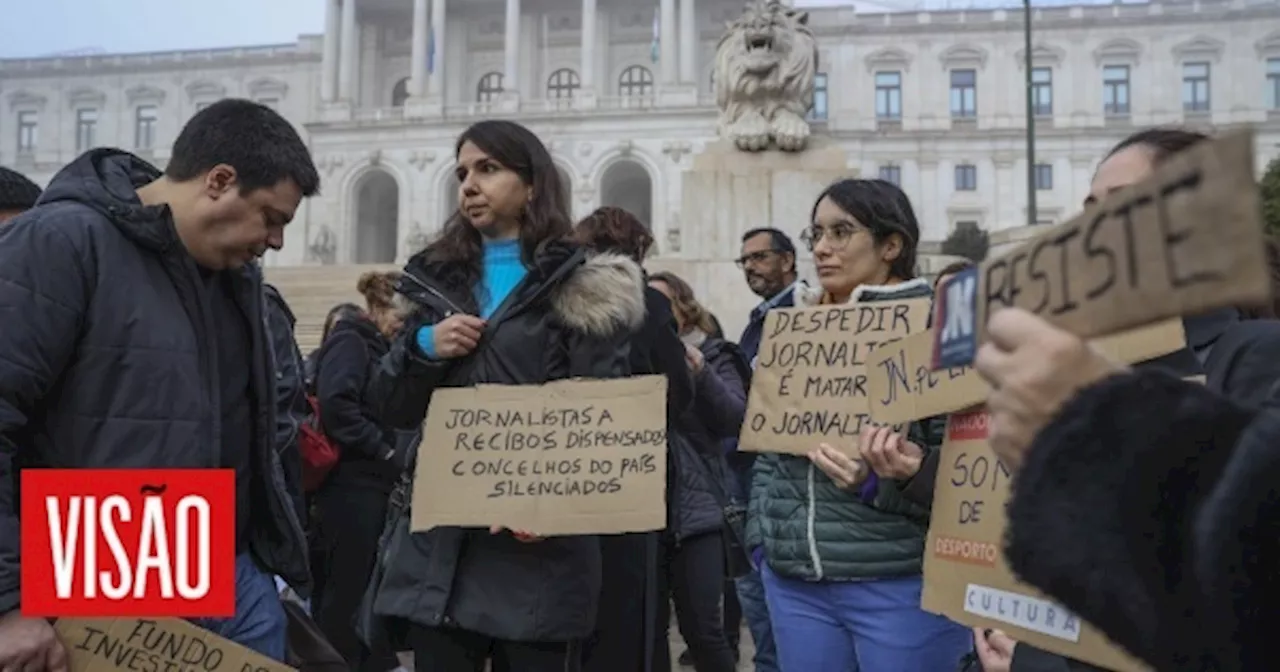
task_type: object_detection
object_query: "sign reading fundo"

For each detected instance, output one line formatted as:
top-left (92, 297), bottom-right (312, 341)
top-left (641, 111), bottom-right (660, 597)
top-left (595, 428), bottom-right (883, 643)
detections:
top-left (411, 376), bottom-right (668, 537)
top-left (55, 616), bottom-right (295, 672)
top-left (739, 298), bottom-right (931, 456)
top-left (932, 129), bottom-right (1271, 369)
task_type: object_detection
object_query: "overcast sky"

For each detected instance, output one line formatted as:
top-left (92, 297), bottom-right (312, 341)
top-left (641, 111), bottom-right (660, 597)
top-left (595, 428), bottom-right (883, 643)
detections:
top-left (0, 0), bottom-right (1132, 58)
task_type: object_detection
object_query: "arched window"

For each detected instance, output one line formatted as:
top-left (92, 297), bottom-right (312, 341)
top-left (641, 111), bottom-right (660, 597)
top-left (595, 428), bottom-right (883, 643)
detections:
top-left (391, 77), bottom-right (410, 107)
top-left (547, 68), bottom-right (581, 99)
top-left (476, 72), bottom-right (504, 103)
top-left (618, 65), bottom-right (654, 97)
top-left (808, 72), bottom-right (829, 121)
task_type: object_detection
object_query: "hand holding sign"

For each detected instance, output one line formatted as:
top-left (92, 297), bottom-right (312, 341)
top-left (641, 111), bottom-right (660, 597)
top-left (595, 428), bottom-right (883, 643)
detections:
top-left (858, 425), bottom-right (924, 480)
top-left (974, 628), bottom-right (1017, 672)
top-left (974, 309), bottom-right (1121, 471)
top-left (808, 443), bottom-right (868, 490)
top-left (0, 610), bottom-right (68, 672)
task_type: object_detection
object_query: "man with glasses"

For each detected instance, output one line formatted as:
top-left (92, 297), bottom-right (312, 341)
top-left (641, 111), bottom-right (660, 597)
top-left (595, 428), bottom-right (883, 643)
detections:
top-left (729, 227), bottom-right (798, 672)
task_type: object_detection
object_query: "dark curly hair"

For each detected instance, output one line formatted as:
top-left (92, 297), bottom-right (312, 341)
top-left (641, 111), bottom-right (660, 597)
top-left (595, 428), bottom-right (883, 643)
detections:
top-left (573, 206), bottom-right (654, 264)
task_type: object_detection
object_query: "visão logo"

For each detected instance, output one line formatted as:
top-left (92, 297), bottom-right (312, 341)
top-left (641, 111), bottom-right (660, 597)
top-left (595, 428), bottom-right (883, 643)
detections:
top-left (20, 469), bottom-right (235, 618)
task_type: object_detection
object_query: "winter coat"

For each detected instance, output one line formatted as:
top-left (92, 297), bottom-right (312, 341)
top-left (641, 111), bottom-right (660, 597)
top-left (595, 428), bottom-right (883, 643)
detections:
top-left (265, 283), bottom-right (310, 527)
top-left (0, 149), bottom-right (310, 613)
top-left (315, 316), bottom-right (401, 491)
top-left (368, 241), bottom-right (644, 643)
top-left (667, 336), bottom-right (749, 541)
top-left (745, 277), bottom-right (942, 582)
top-left (1004, 318), bottom-right (1280, 671)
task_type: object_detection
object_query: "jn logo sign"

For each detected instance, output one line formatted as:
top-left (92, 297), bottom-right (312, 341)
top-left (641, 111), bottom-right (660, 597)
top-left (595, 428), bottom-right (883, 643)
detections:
top-left (20, 469), bottom-right (236, 618)
top-left (932, 266), bottom-right (979, 369)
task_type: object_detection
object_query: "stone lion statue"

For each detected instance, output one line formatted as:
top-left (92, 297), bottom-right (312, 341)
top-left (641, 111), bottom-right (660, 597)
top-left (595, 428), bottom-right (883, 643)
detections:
top-left (714, 0), bottom-right (819, 152)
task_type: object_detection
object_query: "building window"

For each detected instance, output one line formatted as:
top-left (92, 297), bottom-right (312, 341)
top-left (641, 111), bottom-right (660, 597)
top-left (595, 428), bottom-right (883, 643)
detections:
top-left (75, 108), bottom-right (97, 153)
top-left (1103, 65), bottom-right (1130, 116)
top-left (808, 72), bottom-right (828, 121)
top-left (1269, 58), bottom-right (1280, 111)
top-left (1031, 67), bottom-right (1052, 117)
top-left (618, 65), bottom-right (654, 97)
top-left (954, 164), bottom-right (977, 191)
top-left (391, 77), bottom-right (410, 107)
top-left (950, 69), bottom-right (977, 119)
top-left (134, 105), bottom-right (158, 150)
top-left (547, 68), bottom-right (581, 99)
top-left (476, 72), bottom-right (504, 103)
top-left (1034, 163), bottom-right (1053, 191)
top-left (17, 111), bottom-right (37, 153)
top-left (1182, 62), bottom-right (1210, 113)
top-left (878, 164), bottom-right (901, 186)
top-left (875, 71), bottom-right (902, 120)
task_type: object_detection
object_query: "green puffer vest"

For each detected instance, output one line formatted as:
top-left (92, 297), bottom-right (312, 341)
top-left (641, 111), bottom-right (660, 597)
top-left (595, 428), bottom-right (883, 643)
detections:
top-left (745, 277), bottom-right (945, 581)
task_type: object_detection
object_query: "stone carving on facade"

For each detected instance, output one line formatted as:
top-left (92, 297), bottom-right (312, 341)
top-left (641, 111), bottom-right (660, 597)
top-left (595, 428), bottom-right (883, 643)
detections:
top-left (404, 222), bottom-right (430, 252)
top-left (662, 140), bottom-right (692, 163)
top-left (576, 186), bottom-right (596, 205)
top-left (713, 0), bottom-right (819, 152)
top-left (616, 139), bottom-right (633, 156)
top-left (578, 142), bottom-right (594, 158)
top-left (408, 150), bottom-right (436, 170)
top-left (308, 225), bottom-right (336, 265)
top-left (317, 154), bottom-right (345, 175)
top-left (665, 213), bottom-right (682, 253)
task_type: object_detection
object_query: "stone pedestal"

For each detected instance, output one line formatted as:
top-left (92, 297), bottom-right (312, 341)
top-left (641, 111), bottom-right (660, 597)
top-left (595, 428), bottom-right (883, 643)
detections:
top-left (674, 137), bottom-right (852, 339)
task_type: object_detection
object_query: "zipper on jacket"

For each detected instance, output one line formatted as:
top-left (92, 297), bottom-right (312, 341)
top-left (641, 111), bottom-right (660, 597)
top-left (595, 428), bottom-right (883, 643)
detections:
top-left (401, 270), bottom-right (466, 316)
top-left (806, 462), bottom-right (825, 580)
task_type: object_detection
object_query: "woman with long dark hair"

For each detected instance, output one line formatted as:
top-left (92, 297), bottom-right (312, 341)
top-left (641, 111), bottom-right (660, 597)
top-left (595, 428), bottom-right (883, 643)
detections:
top-left (366, 120), bottom-right (644, 672)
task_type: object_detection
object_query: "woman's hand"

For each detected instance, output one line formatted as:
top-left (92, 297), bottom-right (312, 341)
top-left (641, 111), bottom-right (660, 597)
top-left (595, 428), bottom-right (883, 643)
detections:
top-left (973, 628), bottom-right (1016, 672)
top-left (433, 314), bottom-right (486, 359)
top-left (974, 309), bottom-right (1121, 472)
top-left (489, 525), bottom-right (544, 543)
top-left (807, 443), bottom-right (867, 491)
top-left (858, 425), bottom-right (924, 480)
top-left (684, 343), bottom-right (705, 374)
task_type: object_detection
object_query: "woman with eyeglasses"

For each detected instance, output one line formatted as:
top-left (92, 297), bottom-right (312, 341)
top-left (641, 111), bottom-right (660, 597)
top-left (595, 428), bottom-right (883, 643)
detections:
top-left (744, 179), bottom-right (972, 671)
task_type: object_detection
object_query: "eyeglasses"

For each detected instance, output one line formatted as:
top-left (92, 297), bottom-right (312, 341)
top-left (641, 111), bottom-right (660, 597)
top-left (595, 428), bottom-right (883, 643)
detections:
top-left (734, 250), bottom-right (781, 268)
top-left (800, 223), bottom-right (862, 252)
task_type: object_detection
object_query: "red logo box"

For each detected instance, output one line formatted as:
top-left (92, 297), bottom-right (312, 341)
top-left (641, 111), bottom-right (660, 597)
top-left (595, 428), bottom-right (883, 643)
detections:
top-left (947, 409), bottom-right (990, 442)
top-left (20, 469), bottom-right (235, 618)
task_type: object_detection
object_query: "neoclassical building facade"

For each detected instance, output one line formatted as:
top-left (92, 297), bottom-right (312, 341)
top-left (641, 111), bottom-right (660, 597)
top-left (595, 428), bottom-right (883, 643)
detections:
top-left (2, 0), bottom-right (1279, 279)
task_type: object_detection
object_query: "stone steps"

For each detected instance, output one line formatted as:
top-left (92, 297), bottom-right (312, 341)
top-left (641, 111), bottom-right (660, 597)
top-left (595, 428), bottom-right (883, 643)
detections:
top-left (264, 264), bottom-right (399, 353)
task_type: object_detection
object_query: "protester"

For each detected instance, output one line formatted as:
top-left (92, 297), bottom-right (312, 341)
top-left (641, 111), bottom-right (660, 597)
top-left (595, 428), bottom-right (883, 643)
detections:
top-left (0, 166), bottom-right (41, 225)
top-left (648, 271), bottom-right (748, 672)
top-left (573, 206), bottom-right (694, 672)
top-left (970, 127), bottom-right (1280, 672)
top-left (306, 302), bottom-right (365, 390)
top-left (728, 227), bottom-right (797, 672)
top-left (0, 98), bottom-right (317, 666)
top-left (312, 271), bottom-right (407, 671)
top-left (746, 178), bottom-right (971, 671)
top-left (366, 119), bottom-right (644, 672)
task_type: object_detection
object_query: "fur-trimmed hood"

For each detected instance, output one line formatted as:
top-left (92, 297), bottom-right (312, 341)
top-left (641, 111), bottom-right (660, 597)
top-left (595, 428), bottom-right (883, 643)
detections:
top-left (794, 276), bottom-right (931, 306)
top-left (549, 251), bottom-right (646, 338)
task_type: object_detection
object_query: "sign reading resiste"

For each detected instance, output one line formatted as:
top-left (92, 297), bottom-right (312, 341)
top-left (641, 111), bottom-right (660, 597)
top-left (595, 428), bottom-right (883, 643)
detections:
top-left (932, 129), bottom-right (1270, 369)
top-left (738, 299), bottom-right (931, 456)
top-left (21, 469), bottom-right (236, 618)
top-left (411, 376), bottom-right (667, 536)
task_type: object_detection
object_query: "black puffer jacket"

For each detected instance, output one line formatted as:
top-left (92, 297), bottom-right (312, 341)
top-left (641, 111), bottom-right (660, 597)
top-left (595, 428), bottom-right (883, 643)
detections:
top-left (667, 337), bottom-right (749, 541)
top-left (264, 283), bottom-right (310, 527)
top-left (0, 150), bottom-right (310, 612)
top-left (316, 316), bottom-right (401, 491)
top-left (369, 242), bottom-right (645, 643)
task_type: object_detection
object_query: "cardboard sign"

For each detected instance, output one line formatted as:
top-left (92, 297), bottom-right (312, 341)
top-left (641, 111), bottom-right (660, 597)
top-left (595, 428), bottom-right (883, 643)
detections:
top-left (869, 318), bottom-right (1187, 425)
top-left (738, 298), bottom-right (931, 455)
top-left (922, 411), bottom-right (1149, 672)
top-left (410, 376), bottom-right (667, 536)
top-left (932, 129), bottom-right (1270, 368)
top-left (56, 617), bottom-right (295, 672)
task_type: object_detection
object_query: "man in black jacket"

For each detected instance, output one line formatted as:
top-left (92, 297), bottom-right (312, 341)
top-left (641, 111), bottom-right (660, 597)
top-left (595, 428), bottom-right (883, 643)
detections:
top-left (0, 99), bottom-right (319, 669)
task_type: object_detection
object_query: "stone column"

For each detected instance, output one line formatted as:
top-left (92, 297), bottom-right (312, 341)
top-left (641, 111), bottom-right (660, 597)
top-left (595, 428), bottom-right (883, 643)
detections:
top-left (410, 0), bottom-right (429, 97)
top-left (337, 0), bottom-right (358, 101)
top-left (580, 0), bottom-right (596, 89)
top-left (660, 0), bottom-right (677, 85)
top-left (429, 0), bottom-right (446, 97)
top-left (504, 0), bottom-right (522, 94)
top-left (321, 0), bottom-right (340, 101)
top-left (678, 0), bottom-right (695, 84)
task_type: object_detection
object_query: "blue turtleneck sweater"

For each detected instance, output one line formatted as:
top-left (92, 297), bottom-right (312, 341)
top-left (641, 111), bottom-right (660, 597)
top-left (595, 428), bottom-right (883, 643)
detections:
top-left (416, 238), bottom-right (527, 357)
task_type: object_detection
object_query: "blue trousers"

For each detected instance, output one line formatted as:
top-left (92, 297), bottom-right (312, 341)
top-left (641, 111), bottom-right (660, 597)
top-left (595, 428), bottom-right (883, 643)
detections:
top-left (734, 568), bottom-right (778, 672)
top-left (762, 564), bottom-right (971, 672)
top-left (191, 553), bottom-right (288, 661)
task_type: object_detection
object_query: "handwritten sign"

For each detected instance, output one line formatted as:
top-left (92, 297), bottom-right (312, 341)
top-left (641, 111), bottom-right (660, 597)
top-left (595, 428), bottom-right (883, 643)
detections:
top-left (932, 129), bottom-right (1270, 368)
top-left (921, 411), bottom-right (1149, 672)
top-left (410, 376), bottom-right (667, 536)
top-left (738, 299), bottom-right (931, 455)
top-left (870, 318), bottom-right (1187, 425)
top-left (56, 617), bottom-right (295, 672)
